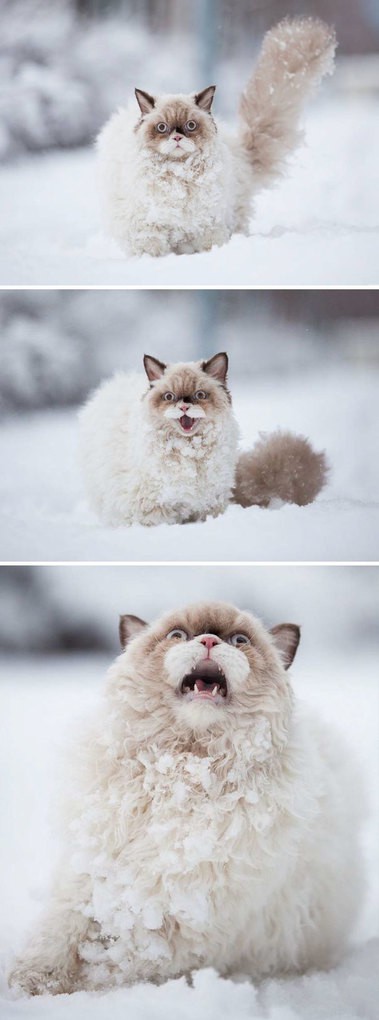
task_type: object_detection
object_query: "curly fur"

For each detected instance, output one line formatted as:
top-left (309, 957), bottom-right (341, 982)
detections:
top-left (97, 18), bottom-right (336, 257)
top-left (9, 601), bottom-right (363, 996)
top-left (239, 17), bottom-right (336, 186)
top-left (233, 431), bottom-right (329, 508)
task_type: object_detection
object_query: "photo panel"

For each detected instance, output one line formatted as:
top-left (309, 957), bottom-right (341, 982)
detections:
top-left (0, 0), bottom-right (378, 286)
top-left (0, 288), bottom-right (378, 563)
top-left (1, 563), bottom-right (378, 1011)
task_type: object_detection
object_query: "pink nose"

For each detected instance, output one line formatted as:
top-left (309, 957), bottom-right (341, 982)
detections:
top-left (199, 635), bottom-right (221, 652)
top-left (173, 134), bottom-right (182, 142)
top-left (180, 403), bottom-right (189, 411)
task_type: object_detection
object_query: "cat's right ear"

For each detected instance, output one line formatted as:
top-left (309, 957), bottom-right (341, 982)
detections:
top-left (269, 624), bottom-right (300, 670)
top-left (119, 614), bottom-right (148, 649)
top-left (143, 355), bottom-right (167, 382)
top-left (202, 352), bottom-right (228, 384)
top-left (195, 85), bottom-right (216, 112)
top-left (135, 89), bottom-right (156, 115)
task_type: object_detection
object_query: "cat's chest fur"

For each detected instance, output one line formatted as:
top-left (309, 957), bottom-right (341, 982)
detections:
top-left (135, 145), bottom-right (233, 226)
top-left (130, 408), bottom-right (239, 525)
top-left (74, 729), bottom-right (310, 981)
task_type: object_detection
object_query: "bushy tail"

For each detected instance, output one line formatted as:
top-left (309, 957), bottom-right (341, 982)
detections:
top-left (233, 431), bottom-right (329, 509)
top-left (239, 17), bottom-right (336, 187)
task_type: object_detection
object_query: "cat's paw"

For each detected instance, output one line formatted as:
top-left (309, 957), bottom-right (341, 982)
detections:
top-left (130, 234), bottom-right (171, 258)
top-left (9, 960), bottom-right (76, 997)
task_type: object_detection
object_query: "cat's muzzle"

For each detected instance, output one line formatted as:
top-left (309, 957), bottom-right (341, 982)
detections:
top-left (179, 659), bottom-right (228, 705)
top-left (164, 406), bottom-right (205, 434)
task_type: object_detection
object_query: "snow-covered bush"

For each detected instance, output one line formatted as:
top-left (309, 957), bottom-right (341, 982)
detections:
top-left (0, 0), bottom-right (195, 162)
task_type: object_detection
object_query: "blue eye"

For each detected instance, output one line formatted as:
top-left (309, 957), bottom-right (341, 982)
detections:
top-left (167, 629), bottom-right (188, 640)
top-left (163, 392), bottom-right (176, 402)
top-left (229, 634), bottom-right (250, 647)
top-left (185, 120), bottom-right (197, 132)
top-left (195, 390), bottom-right (207, 400)
top-left (156, 122), bottom-right (168, 134)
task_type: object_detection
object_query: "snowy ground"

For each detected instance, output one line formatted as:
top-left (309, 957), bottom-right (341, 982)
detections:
top-left (0, 96), bottom-right (378, 286)
top-left (0, 366), bottom-right (378, 563)
top-left (1, 649), bottom-right (378, 1019)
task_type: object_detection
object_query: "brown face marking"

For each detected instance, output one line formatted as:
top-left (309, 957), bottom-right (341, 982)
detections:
top-left (147, 364), bottom-right (231, 417)
top-left (134, 96), bottom-right (217, 151)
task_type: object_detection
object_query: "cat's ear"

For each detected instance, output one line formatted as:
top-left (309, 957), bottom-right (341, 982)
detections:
top-left (269, 624), bottom-right (300, 670)
top-left (135, 88), bottom-right (156, 115)
top-left (194, 85), bottom-right (216, 112)
top-left (143, 355), bottom-right (167, 382)
top-left (202, 352), bottom-right (228, 384)
top-left (119, 614), bottom-right (148, 649)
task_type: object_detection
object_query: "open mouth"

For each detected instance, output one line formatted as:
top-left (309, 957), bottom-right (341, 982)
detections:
top-left (180, 660), bottom-right (228, 703)
top-left (179, 414), bottom-right (197, 433)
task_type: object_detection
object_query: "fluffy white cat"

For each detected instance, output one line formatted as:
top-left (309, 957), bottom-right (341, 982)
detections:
top-left (78, 352), bottom-right (328, 528)
top-left (79, 353), bottom-right (239, 527)
top-left (9, 600), bottom-right (363, 995)
top-left (97, 18), bottom-right (336, 257)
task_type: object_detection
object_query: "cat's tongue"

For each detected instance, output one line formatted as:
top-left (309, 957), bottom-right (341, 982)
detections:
top-left (180, 415), bottom-right (194, 432)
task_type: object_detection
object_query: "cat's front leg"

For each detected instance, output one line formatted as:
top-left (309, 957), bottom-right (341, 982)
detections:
top-left (129, 226), bottom-right (172, 259)
top-left (191, 226), bottom-right (232, 254)
top-left (9, 904), bottom-right (89, 996)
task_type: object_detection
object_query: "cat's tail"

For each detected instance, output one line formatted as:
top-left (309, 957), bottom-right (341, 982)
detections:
top-left (233, 431), bottom-right (329, 509)
top-left (239, 17), bottom-right (336, 187)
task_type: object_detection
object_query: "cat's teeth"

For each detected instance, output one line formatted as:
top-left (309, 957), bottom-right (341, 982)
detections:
top-left (212, 686), bottom-right (218, 696)
top-left (194, 683), bottom-right (199, 694)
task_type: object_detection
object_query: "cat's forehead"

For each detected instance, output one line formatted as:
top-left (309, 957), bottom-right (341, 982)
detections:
top-left (160, 363), bottom-right (208, 393)
top-left (153, 95), bottom-right (199, 123)
top-left (157, 602), bottom-right (257, 637)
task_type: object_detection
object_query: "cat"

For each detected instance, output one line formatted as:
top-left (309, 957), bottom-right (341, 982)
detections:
top-left (97, 17), bottom-right (336, 257)
top-left (78, 352), bottom-right (328, 528)
top-left (9, 600), bottom-right (363, 995)
top-left (79, 352), bottom-right (239, 527)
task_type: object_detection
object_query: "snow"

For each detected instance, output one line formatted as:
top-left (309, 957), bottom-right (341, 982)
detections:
top-left (0, 96), bottom-right (378, 285)
top-left (1, 366), bottom-right (378, 563)
top-left (1, 645), bottom-right (378, 1018)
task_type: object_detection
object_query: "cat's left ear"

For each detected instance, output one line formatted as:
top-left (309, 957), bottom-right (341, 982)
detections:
top-left (202, 352), bottom-right (228, 384)
top-left (143, 355), bottom-right (167, 382)
top-left (135, 89), bottom-right (156, 115)
top-left (119, 614), bottom-right (148, 649)
top-left (269, 624), bottom-right (300, 670)
top-left (194, 85), bottom-right (216, 112)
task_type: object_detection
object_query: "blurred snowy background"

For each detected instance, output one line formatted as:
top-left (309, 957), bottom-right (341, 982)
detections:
top-left (0, 0), bottom-right (378, 284)
top-left (0, 563), bottom-right (378, 654)
top-left (0, 289), bottom-right (378, 561)
top-left (1, 564), bottom-right (378, 1018)
top-left (1, 0), bottom-right (379, 163)
top-left (2, 288), bottom-right (379, 416)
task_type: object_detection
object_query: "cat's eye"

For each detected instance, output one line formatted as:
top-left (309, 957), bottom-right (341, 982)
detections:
top-left (156, 122), bottom-right (168, 134)
top-left (162, 391), bottom-right (176, 402)
top-left (166, 629), bottom-right (188, 640)
top-left (195, 390), bottom-right (207, 400)
top-left (229, 634), bottom-right (251, 647)
top-left (185, 120), bottom-right (197, 132)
